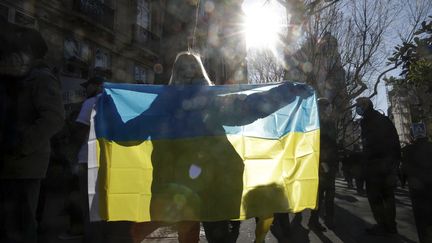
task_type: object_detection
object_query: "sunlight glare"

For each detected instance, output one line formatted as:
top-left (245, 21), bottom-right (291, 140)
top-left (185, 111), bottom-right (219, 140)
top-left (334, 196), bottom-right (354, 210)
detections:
top-left (243, 2), bottom-right (285, 49)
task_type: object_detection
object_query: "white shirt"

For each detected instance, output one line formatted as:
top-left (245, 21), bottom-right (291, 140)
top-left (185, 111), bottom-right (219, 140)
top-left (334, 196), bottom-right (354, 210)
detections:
top-left (76, 96), bottom-right (98, 163)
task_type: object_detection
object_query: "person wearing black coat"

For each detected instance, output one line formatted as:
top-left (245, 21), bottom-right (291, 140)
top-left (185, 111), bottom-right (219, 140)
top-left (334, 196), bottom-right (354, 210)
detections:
top-left (401, 129), bottom-right (432, 243)
top-left (308, 98), bottom-right (338, 231)
top-left (0, 20), bottom-right (64, 242)
top-left (348, 145), bottom-right (366, 194)
top-left (355, 97), bottom-right (400, 236)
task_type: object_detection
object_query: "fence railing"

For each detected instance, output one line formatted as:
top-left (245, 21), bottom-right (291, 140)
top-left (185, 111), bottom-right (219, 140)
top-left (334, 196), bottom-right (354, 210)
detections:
top-left (73, 0), bottom-right (114, 29)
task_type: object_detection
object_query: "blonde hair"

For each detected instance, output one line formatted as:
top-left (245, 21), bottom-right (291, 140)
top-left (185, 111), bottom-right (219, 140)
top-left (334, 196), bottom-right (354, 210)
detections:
top-left (168, 51), bottom-right (213, 85)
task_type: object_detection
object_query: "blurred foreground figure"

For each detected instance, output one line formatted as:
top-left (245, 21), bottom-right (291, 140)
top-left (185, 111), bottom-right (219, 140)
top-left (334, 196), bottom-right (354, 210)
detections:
top-left (355, 97), bottom-right (400, 236)
top-left (59, 77), bottom-right (104, 241)
top-left (341, 145), bottom-right (365, 194)
top-left (350, 145), bottom-right (366, 194)
top-left (129, 51), bottom-right (312, 243)
top-left (308, 98), bottom-right (338, 231)
top-left (131, 52), bottom-right (213, 243)
top-left (0, 19), bottom-right (64, 242)
top-left (402, 124), bottom-right (432, 243)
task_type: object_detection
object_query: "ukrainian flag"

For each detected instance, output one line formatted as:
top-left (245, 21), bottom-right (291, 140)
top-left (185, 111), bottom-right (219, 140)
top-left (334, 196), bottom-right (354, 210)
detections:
top-left (87, 82), bottom-right (319, 222)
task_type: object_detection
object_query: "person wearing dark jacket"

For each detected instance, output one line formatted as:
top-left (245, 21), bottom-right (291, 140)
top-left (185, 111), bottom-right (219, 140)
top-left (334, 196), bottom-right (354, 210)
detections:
top-left (126, 51), bottom-right (313, 243)
top-left (308, 98), bottom-right (338, 231)
top-left (347, 145), bottom-right (366, 194)
top-left (355, 97), bottom-right (400, 236)
top-left (0, 20), bottom-right (65, 243)
top-left (401, 126), bottom-right (432, 243)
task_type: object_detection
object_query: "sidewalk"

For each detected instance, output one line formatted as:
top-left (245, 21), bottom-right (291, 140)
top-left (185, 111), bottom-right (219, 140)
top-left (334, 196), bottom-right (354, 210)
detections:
top-left (37, 175), bottom-right (419, 243)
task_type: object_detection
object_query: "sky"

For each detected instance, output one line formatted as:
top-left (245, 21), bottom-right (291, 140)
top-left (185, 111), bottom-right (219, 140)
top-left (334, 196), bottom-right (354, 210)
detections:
top-left (242, 0), bottom-right (286, 50)
top-left (241, 0), bottom-right (432, 115)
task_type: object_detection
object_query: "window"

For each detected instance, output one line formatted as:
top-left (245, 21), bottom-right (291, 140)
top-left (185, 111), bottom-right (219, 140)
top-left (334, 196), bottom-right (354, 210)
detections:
top-left (64, 37), bottom-right (91, 63)
top-left (74, 0), bottom-right (114, 29)
top-left (15, 11), bottom-right (36, 27)
top-left (63, 37), bottom-right (91, 78)
top-left (134, 65), bottom-right (152, 84)
top-left (94, 48), bottom-right (111, 69)
top-left (0, 4), bottom-right (36, 28)
top-left (199, 0), bottom-right (211, 21)
top-left (137, 0), bottom-right (150, 29)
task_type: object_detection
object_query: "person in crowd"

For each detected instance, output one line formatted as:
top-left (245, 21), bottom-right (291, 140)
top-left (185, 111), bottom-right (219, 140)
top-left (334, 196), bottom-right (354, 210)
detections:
top-left (398, 144), bottom-right (408, 188)
top-left (308, 98), bottom-right (338, 231)
top-left (76, 76), bottom-right (136, 243)
top-left (349, 144), bottom-right (366, 195)
top-left (341, 150), bottom-right (354, 189)
top-left (129, 52), bottom-right (238, 243)
top-left (58, 76), bottom-right (105, 240)
top-left (129, 52), bottom-right (212, 243)
top-left (171, 51), bottom-right (244, 243)
top-left (128, 51), bottom-right (312, 243)
top-left (0, 19), bottom-right (65, 243)
top-left (355, 97), bottom-right (400, 235)
top-left (342, 145), bottom-right (365, 195)
top-left (401, 124), bottom-right (432, 243)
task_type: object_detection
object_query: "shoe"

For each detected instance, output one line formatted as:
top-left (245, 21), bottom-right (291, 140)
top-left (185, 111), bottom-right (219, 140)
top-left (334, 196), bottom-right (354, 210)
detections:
top-left (58, 230), bottom-right (83, 240)
top-left (308, 221), bottom-right (327, 232)
top-left (365, 224), bottom-right (388, 236)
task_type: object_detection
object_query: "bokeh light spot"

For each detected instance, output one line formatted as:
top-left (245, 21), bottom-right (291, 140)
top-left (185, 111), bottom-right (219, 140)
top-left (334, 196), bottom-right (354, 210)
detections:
top-left (189, 164), bottom-right (202, 179)
top-left (153, 63), bottom-right (163, 74)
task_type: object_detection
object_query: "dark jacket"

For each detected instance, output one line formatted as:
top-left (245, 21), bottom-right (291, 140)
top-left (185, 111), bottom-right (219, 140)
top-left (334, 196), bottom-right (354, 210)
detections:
top-left (319, 119), bottom-right (338, 182)
top-left (401, 138), bottom-right (432, 186)
top-left (360, 109), bottom-right (401, 161)
top-left (0, 65), bottom-right (64, 178)
top-left (343, 151), bottom-right (364, 178)
top-left (360, 109), bottom-right (400, 177)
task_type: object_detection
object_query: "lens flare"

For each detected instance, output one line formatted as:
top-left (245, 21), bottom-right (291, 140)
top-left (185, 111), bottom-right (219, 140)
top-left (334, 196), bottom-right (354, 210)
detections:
top-left (243, 2), bottom-right (285, 49)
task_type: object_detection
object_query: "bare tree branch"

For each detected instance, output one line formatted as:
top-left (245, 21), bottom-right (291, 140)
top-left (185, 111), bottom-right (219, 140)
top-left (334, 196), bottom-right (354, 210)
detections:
top-left (368, 64), bottom-right (400, 98)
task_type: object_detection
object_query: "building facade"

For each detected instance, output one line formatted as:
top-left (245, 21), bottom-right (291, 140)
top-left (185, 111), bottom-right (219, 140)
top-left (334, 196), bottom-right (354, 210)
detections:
top-left (388, 87), bottom-right (414, 145)
top-left (388, 85), bottom-right (432, 144)
top-left (1, 0), bottom-right (163, 113)
top-left (1, 0), bottom-right (247, 113)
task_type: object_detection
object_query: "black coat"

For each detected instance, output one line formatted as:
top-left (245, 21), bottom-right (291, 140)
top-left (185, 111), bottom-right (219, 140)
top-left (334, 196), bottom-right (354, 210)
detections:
top-left (360, 109), bottom-right (400, 178)
top-left (318, 119), bottom-right (338, 185)
top-left (0, 66), bottom-right (64, 178)
top-left (402, 138), bottom-right (432, 186)
top-left (360, 109), bottom-right (400, 161)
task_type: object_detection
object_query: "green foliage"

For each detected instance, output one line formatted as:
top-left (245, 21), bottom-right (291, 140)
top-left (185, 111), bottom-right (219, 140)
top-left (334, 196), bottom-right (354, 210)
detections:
top-left (384, 76), bottom-right (406, 86)
top-left (407, 59), bottom-right (432, 90)
top-left (390, 17), bottom-right (432, 91)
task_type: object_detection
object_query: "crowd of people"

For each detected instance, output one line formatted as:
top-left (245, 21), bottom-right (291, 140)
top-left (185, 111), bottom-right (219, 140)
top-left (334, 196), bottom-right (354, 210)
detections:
top-left (1, 18), bottom-right (432, 243)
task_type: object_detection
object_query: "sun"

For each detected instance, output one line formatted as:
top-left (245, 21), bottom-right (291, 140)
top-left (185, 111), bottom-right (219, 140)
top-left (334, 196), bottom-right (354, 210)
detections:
top-left (243, 1), bottom-right (285, 49)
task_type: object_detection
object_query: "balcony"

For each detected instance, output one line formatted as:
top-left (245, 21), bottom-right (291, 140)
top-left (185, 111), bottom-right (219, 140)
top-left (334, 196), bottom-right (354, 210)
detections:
top-left (73, 0), bottom-right (114, 29)
top-left (132, 24), bottom-right (160, 54)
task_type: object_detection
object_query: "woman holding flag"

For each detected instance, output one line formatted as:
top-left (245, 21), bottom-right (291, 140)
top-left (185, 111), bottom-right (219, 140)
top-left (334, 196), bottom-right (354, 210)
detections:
top-left (131, 51), bottom-right (241, 243)
top-left (100, 51), bottom-right (314, 243)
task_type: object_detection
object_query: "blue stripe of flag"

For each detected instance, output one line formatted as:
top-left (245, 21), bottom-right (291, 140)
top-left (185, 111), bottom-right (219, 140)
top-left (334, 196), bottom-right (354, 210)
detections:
top-left (95, 82), bottom-right (319, 141)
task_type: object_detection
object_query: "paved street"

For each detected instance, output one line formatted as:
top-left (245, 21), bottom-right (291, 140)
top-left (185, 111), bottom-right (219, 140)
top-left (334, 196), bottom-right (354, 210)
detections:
top-left (37, 173), bottom-right (419, 243)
